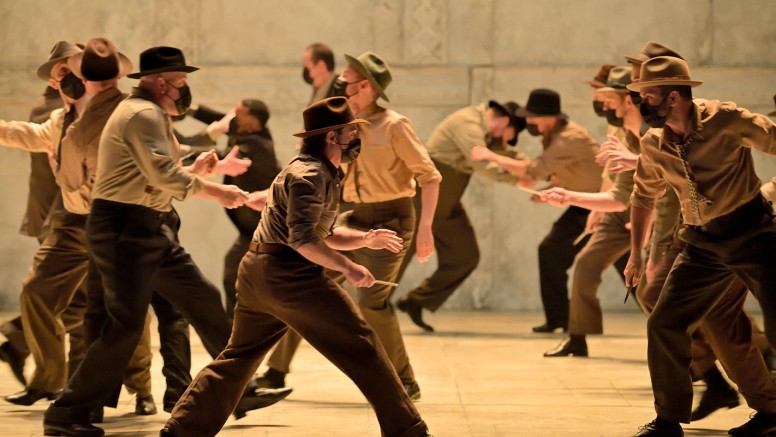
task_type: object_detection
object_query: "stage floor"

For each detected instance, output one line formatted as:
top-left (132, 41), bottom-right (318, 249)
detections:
top-left (0, 311), bottom-right (753, 436)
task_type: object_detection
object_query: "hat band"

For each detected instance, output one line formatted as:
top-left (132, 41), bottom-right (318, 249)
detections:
top-left (644, 75), bottom-right (693, 81)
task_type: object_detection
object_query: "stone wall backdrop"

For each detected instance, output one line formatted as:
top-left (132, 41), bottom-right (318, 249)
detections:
top-left (0, 0), bottom-right (775, 315)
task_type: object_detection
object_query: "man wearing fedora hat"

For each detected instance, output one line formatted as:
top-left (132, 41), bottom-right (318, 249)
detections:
top-left (586, 63), bottom-right (616, 119)
top-left (256, 51), bottom-right (441, 398)
top-left (472, 89), bottom-right (602, 334)
top-left (41, 46), bottom-right (288, 436)
top-left (163, 96), bottom-right (431, 437)
top-left (624, 56), bottom-right (776, 437)
top-left (392, 99), bottom-right (524, 333)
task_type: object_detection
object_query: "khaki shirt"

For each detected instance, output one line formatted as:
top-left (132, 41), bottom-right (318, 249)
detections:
top-left (342, 103), bottom-right (441, 203)
top-left (256, 153), bottom-right (340, 249)
top-left (632, 99), bottom-right (776, 226)
top-left (527, 120), bottom-right (602, 193)
top-left (606, 129), bottom-right (640, 207)
top-left (56, 88), bottom-right (127, 215)
top-left (92, 88), bottom-right (203, 212)
top-left (0, 107), bottom-right (69, 153)
top-left (425, 103), bottom-right (524, 183)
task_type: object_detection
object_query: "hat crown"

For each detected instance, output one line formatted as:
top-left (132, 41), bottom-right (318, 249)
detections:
top-left (605, 66), bottom-right (632, 90)
top-left (48, 41), bottom-right (82, 62)
top-left (79, 38), bottom-right (120, 81)
top-left (639, 56), bottom-right (693, 84)
top-left (345, 51), bottom-right (392, 101)
top-left (301, 97), bottom-right (356, 136)
top-left (592, 64), bottom-right (616, 86)
top-left (525, 89), bottom-right (562, 116)
top-left (140, 46), bottom-right (187, 72)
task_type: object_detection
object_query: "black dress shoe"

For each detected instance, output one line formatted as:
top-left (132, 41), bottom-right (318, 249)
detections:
top-left (135, 394), bottom-right (157, 415)
top-left (43, 422), bottom-right (104, 437)
top-left (397, 298), bottom-right (434, 332)
top-left (89, 408), bottom-right (103, 424)
top-left (4, 388), bottom-right (59, 405)
top-left (728, 411), bottom-right (776, 436)
top-left (690, 386), bottom-right (739, 421)
top-left (532, 322), bottom-right (567, 333)
top-left (543, 337), bottom-right (588, 357)
top-left (253, 368), bottom-right (286, 389)
top-left (404, 381), bottom-right (421, 401)
top-left (632, 418), bottom-right (683, 436)
top-left (159, 427), bottom-right (174, 437)
top-left (0, 341), bottom-right (27, 386)
top-left (233, 387), bottom-right (293, 420)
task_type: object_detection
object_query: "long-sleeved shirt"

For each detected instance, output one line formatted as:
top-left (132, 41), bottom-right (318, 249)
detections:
top-left (0, 107), bottom-right (68, 154)
top-left (425, 103), bottom-right (524, 184)
top-left (256, 153), bottom-right (340, 249)
top-left (56, 87), bottom-right (127, 214)
top-left (606, 129), bottom-right (640, 207)
top-left (342, 103), bottom-right (441, 204)
top-left (92, 87), bottom-right (203, 212)
top-left (527, 120), bottom-right (602, 193)
top-left (632, 99), bottom-right (776, 226)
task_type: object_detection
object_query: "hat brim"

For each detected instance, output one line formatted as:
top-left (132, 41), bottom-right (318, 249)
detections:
top-left (626, 79), bottom-right (703, 91)
top-left (596, 86), bottom-right (629, 94)
top-left (584, 79), bottom-right (606, 88)
top-left (624, 55), bottom-right (646, 65)
top-left (515, 107), bottom-right (568, 119)
top-left (68, 51), bottom-right (133, 81)
top-left (37, 56), bottom-right (70, 81)
top-left (344, 54), bottom-right (389, 102)
top-left (127, 65), bottom-right (199, 79)
top-left (292, 118), bottom-right (369, 138)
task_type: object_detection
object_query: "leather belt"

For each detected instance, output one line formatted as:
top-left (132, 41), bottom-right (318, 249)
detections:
top-left (248, 241), bottom-right (299, 257)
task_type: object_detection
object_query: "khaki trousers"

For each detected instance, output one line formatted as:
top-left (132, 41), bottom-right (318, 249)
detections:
top-left (166, 250), bottom-right (428, 437)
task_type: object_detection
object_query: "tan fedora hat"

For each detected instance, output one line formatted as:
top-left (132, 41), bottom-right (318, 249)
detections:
top-left (624, 41), bottom-right (684, 65)
top-left (584, 64), bottom-right (616, 88)
top-left (36, 41), bottom-right (83, 81)
top-left (597, 66), bottom-right (632, 93)
top-left (343, 51), bottom-right (392, 102)
top-left (626, 56), bottom-right (702, 91)
top-left (68, 37), bottom-right (132, 81)
top-left (293, 97), bottom-right (368, 138)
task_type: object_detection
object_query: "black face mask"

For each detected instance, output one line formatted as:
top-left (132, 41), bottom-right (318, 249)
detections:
top-left (338, 138), bottom-right (361, 164)
top-left (302, 67), bottom-right (313, 85)
top-left (164, 80), bottom-right (192, 115)
top-left (525, 123), bottom-right (541, 136)
top-left (640, 94), bottom-right (670, 129)
top-left (629, 91), bottom-right (643, 107)
top-left (331, 79), bottom-right (359, 99)
top-left (58, 73), bottom-right (86, 100)
top-left (605, 109), bottom-right (624, 128)
top-left (592, 100), bottom-right (606, 117)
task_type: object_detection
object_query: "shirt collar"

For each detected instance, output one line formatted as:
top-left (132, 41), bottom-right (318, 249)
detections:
top-left (359, 102), bottom-right (381, 119)
top-left (659, 101), bottom-right (704, 150)
top-left (299, 151), bottom-right (338, 180)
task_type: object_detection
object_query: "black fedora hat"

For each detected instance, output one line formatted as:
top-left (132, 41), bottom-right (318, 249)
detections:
top-left (488, 100), bottom-right (526, 146)
top-left (68, 37), bottom-right (133, 81)
top-left (127, 46), bottom-right (199, 79)
top-left (516, 89), bottom-right (567, 119)
top-left (293, 97), bottom-right (368, 138)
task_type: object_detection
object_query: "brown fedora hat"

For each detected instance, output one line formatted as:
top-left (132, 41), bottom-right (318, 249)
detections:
top-left (584, 64), bottom-right (616, 88)
top-left (597, 66), bottom-right (632, 93)
top-left (769, 94), bottom-right (776, 117)
top-left (68, 37), bottom-right (132, 81)
top-left (293, 97), bottom-right (368, 138)
top-left (36, 41), bottom-right (83, 81)
top-left (344, 51), bottom-right (392, 102)
top-left (625, 41), bottom-right (684, 65)
top-left (626, 57), bottom-right (702, 91)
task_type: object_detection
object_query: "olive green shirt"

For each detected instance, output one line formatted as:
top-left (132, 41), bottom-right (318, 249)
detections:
top-left (425, 103), bottom-right (524, 184)
top-left (632, 99), bottom-right (776, 226)
top-left (256, 153), bottom-right (340, 249)
top-left (92, 88), bottom-right (203, 212)
top-left (527, 120), bottom-right (602, 193)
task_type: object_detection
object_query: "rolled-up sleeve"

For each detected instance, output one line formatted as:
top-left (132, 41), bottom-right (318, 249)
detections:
top-left (630, 135), bottom-right (666, 211)
top-left (124, 109), bottom-right (202, 200)
top-left (527, 135), bottom-right (577, 181)
top-left (392, 117), bottom-right (442, 186)
top-left (736, 106), bottom-right (776, 155)
top-left (607, 169), bottom-right (635, 208)
top-left (286, 172), bottom-right (325, 249)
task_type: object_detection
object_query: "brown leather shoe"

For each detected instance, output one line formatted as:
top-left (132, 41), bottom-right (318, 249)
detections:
top-left (233, 387), bottom-right (293, 420)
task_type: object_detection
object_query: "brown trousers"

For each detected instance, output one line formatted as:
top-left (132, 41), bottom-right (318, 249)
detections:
top-left (166, 250), bottom-right (428, 437)
top-left (569, 211), bottom-right (631, 335)
top-left (645, 204), bottom-right (776, 423)
top-left (19, 210), bottom-right (152, 394)
top-left (265, 198), bottom-right (417, 384)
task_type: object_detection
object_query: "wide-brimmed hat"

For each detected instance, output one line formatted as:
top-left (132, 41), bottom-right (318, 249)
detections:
top-left (597, 66), bottom-right (632, 93)
top-left (68, 37), bottom-right (132, 81)
top-left (36, 41), bottom-right (83, 81)
top-left (626, 56), bottom-right (702, 91)
top-left (293, 97), bottom-right (368, 138)
top-left (343, 51), bottom-right (392, 102)
top-left (127, 46), bottom-right (199, 79)
top-left (488, 100), bottom-right (526, 146)
top-left (584, 64), bottom-right (616, 88)
top-left (516, 89), bottom-right (567, 119)
top-left (769, 94), bottom-right (776, 117)
top-left (625, 41), bottom-right (684, 65)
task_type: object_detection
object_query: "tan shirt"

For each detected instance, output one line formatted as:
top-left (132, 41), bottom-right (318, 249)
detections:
top-left (527, 120), bottom-right (602, 193)
top-left (92, 88), bottom-right (203, 212)
top-left (56, 88), bottom-right (127, 215)
top-left (256, 153), bottom-right (340, 249)
top-left (0, 107), bottom-right (68, 153)
top-left (632, 99), bottom-right (776, 226)
top-left (606, 129), bottom-right (640, 208)
top-left (425, 103), bottom-right (524, 183)
top-left (342, 103), bottom-right (441, 203)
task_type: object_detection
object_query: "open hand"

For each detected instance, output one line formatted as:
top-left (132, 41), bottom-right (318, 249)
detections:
top-left (364, 229), bottom-right (404, 253)
top-left (245, 190), bottom-right (268, 211)
top-left (215, 146), bottom-right (252, 176)
top-left (190, 150), bottom-right (218, 176)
